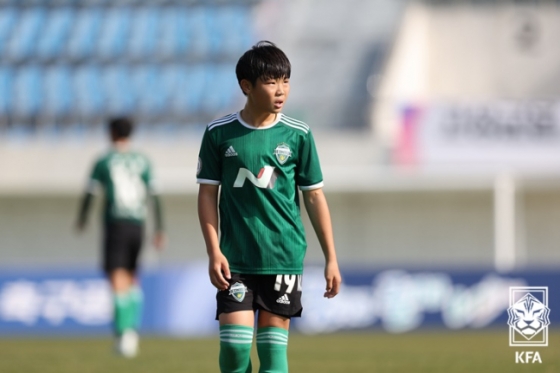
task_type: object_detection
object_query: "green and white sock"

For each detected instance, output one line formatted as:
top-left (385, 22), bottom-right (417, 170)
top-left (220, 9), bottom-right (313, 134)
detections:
top-left (114, 292), bottom-right (133, 335)
top-left (219, 325), bottom-right (254, 373)
top-left (128, 286), bottom-right (144, 330)
top-left (256, 327), bottom-right (289, 373)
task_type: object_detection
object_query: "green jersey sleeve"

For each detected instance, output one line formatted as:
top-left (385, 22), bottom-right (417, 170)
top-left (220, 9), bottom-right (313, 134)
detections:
top-left (87, 158), bottom-right (105, 194)
top-left (142, 157), bottom-right (157, 194)
top-left (297, 130), bottom-right (324, 190)
top-left (197, 127), bottom-right (221, 185)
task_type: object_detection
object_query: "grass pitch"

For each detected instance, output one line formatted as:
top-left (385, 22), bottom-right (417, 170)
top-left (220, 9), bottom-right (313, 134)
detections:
top-left (1, 330), bottom-right (558, 373)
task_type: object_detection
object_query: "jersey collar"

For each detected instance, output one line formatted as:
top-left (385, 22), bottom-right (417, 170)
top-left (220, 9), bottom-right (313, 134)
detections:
top-left (236, 111), bottom-right (282, 130)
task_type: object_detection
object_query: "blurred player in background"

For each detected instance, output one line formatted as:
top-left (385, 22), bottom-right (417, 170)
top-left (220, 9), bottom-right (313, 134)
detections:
top-left (197, 41), bottom-right (341, 373)
top-left (76, 117), bottom-right (165, 358)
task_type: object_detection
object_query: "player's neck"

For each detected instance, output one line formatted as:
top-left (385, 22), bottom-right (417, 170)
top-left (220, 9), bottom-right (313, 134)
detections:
top-left (112, 139), bottom-right (130, 152)
top-left (240, 106), bottom-right (278, 128)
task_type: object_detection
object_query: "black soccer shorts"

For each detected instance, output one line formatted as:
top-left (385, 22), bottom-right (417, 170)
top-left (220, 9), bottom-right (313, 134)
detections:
top-left (216, 273), bottom-right (303, 320)
top-left (103, 221), bottom-right (144, 273)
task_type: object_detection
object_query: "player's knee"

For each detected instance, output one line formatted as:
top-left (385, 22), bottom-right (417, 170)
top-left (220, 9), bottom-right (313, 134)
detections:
top-left (219, 325), bottom-right (254, 373)
top-left (256, 327), bottom-right (289, 373)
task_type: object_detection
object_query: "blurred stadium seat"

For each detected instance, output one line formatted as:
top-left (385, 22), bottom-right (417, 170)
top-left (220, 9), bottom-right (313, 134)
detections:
top-left (0, 1), bottom-right (256, 138)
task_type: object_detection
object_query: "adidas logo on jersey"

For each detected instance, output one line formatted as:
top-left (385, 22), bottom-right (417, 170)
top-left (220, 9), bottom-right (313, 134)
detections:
top-left (276, 294), bottom-right (290, 305)
top-left (225, 146), bottom-right (238, 157)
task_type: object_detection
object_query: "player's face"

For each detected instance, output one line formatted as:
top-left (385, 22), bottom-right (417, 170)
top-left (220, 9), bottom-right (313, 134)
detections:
top-left (249, 77), bottom-right (290, 114)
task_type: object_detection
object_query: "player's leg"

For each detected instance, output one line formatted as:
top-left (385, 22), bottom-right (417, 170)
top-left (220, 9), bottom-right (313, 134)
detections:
top-left (104, 222), bottom-right (143, 357)
top-left (254, 274), bottom-right (303, 373)
top-left (109, 268), bottom-right (135, 337)
top-left (126, 224), bottom-right (144, 334)
top-left (217, 274), bottom-right (255, 373)
top-left (256, 311), bottom-right (290, 373)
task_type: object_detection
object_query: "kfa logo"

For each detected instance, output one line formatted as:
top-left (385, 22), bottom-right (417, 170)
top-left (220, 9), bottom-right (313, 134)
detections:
top-left (507, 286), bottom-right (550, 347)
top-left (234, 166), bottom-right (277, 189)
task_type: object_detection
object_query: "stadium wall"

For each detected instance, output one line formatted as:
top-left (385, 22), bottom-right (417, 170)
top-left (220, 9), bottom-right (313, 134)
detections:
top-left (1, 187), bottom-right (560, 270)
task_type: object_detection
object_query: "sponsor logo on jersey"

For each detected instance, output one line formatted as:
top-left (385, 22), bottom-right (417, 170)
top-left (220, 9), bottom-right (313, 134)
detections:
top-left (229, 282), bottom-right (248, 302)
top-left (234, 166), bottom-right (277, 189)
top-left (225, 146), bottom-right (238, 157)
top-left (276, 294), bottom-right (290, 305)
top-left (274, 143), bottom-right (292, 165)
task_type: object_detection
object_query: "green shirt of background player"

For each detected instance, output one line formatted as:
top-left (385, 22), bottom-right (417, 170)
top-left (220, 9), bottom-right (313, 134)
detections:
top-left (197, 41), bottom-right (341, 373)
top-left (75, 117), bottom-right (165, 358)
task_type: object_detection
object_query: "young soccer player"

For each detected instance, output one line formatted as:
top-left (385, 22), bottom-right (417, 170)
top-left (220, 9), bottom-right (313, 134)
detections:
top-left (76, 117), bottom-right (165, 358)
top-left (197, 41), bottom-right (341, 373)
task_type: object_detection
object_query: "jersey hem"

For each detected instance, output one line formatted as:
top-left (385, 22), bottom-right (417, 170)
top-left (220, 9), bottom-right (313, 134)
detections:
top-left (229, 267), bottom-right (303, 275)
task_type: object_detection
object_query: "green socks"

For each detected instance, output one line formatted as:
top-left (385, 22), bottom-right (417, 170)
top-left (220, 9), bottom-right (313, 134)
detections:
top-left (128, 286), bottom-right (143, 330)
top-left (114, 287), bottom-right (143, 335)
top-left (256, 327), bottom-right (289, 373)
top-left (218, 325), bottom-right (289, 373)
top-left (219, 325), bottom-right (254, 373)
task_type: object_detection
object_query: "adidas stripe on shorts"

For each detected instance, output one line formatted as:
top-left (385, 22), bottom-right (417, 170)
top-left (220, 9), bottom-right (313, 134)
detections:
top-left (216, 273), bottom-right (303, 319)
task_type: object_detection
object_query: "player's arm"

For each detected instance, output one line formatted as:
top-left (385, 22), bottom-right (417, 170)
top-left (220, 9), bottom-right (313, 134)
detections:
top-left (76, 191), bottom-right (94, 231)
top-left (198, 183), bottom-right (230, 290)
top-left (76, 164), bottom-right (102, 232)
top-left (150, 192), bottom-right (166, 250)
top-left (144, 160), bottom-right (166, 250)
top-left (302, 188), bottom-right (341, 298)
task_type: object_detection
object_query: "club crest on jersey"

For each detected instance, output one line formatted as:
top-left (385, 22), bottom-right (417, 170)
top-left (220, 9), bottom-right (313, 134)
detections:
top-left (274, 143), bottom-right (292, 165)
top-left (229, 282), bottom-right (248, 302)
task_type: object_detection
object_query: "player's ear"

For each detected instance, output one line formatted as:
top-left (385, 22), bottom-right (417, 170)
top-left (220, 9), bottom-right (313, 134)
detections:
top-left (240, 79), bottom-right (252, 95)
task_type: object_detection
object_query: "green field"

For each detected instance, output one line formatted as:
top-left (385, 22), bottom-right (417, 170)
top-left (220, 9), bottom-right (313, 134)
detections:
top-left (1, 331), bottom-right (558, 373)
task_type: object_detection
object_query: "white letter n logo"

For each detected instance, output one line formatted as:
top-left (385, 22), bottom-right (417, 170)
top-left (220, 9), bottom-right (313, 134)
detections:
top-left (234, 166), bottom-right (276, 189)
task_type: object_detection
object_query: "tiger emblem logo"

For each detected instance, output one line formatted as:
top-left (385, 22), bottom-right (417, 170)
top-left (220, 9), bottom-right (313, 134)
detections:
top-left (507, 293), bottom-right (550, 340)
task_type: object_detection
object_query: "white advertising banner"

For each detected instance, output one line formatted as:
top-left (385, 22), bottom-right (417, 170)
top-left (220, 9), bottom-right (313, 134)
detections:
top-left (394, 101), bottom-right (560, 172)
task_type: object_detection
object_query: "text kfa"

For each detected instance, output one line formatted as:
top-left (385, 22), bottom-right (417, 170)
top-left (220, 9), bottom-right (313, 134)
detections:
top-left (515, 351), bottom-right (542, 364)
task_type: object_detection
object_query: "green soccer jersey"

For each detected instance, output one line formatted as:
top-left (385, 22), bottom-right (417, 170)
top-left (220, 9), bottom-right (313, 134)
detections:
top-left (88, 150), bottom-right (155, 224)
top-left (197, 112), bottom-right (324, 275)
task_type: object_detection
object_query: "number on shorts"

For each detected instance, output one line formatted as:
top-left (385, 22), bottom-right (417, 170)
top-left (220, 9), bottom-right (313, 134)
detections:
top-left (274, 275), bottom-right (302, 294)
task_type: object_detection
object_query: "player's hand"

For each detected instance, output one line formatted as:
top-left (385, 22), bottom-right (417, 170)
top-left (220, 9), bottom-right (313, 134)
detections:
top-left (209, 251), bottom-right (231, 291)
top-left (152, 231), bottom-right (166, 251)
top-left (324, 260), bottom-right (341, 298)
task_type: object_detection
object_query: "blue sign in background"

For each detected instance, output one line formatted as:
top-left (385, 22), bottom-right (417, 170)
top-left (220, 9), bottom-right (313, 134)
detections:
top-left (0, 263), bottom-right (557, 336)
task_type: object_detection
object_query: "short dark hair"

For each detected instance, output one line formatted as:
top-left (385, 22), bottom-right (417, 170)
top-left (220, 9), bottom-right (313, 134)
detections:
top-left (235, 41), bottom-right (291, 95)
top-left (108, 117), bottom-right (133, 139)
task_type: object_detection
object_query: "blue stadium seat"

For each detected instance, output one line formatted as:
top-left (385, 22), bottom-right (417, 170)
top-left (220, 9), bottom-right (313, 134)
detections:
top-left (186, 7), bottom-right (210, 58)
top-left (6, 8), bottom-right (47, 62)
top-left (159, 7), bottom-right (190, 59)
top-left (13, 65), bottom-right (42, 117)
top-left (1, 2), bottom-right (259, 137)
top-left (73, 65), bottom-right (104, 117)
top-left (43, 65), bottom-right (73, 118)
top-left (37, 7), bottom-right (74, 61)
top-left (0, 67), bottom-right (13, 117)
top-left (67, 8), bottom-right (103, 59)
top-left (229, 6), bottom-right (254, 54)
top-left (97, 7), bottom-right (132, 60)
top-left (204, 7), bottom-right (224, 56)
top-left (128, 7), bottom-right (159, 59)
top-left (132, 66), bottom-right (167, 116)
top-left (102, 65), bottom-right (136, 115)
top-left (185, 65), bottom-right (209, 114)
top-left (165, 65), bottom-right (190, 116)
top-left (0, 7), bottom-right (18, 46)
top-left (202, 64), bottom-right (239, 113)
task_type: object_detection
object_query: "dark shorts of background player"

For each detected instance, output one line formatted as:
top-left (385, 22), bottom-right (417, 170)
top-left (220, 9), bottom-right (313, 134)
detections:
top-left (103, 221), bottom-right (144, 274)
top-left (216, 273), bottom-right (303, 320)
